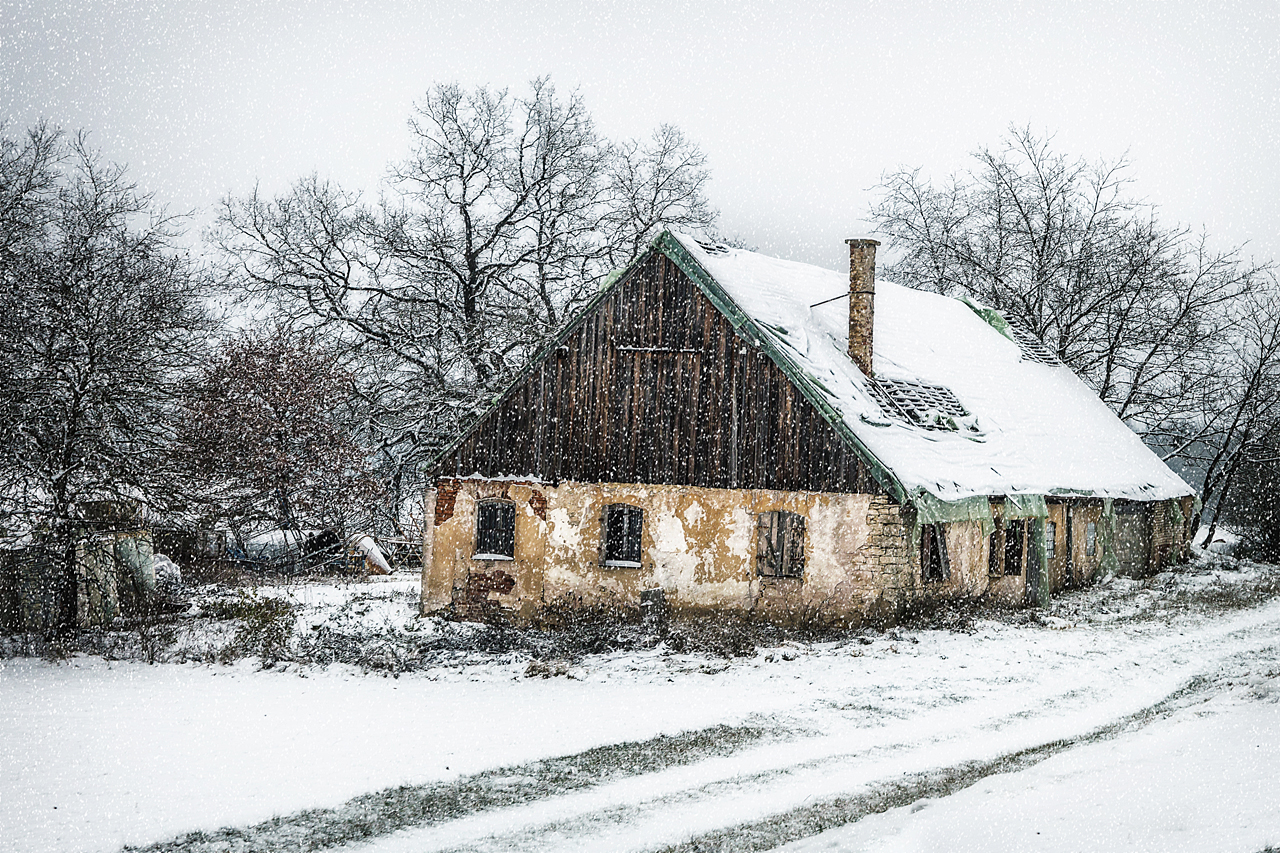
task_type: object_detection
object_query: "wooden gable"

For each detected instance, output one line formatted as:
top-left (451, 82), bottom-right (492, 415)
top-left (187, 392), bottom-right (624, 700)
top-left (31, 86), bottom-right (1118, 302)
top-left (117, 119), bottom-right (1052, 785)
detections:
top-left (433, 251), bottom-right (884, 495)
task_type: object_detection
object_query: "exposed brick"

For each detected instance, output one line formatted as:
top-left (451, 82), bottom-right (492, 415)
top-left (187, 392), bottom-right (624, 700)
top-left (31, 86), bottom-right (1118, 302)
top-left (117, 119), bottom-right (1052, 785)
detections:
top-left (460, 568), bottom-right (516, 620)
top-left (434, 479), bottom-right (461, 526)
top-left (528, 489), bottom-right (548, 521)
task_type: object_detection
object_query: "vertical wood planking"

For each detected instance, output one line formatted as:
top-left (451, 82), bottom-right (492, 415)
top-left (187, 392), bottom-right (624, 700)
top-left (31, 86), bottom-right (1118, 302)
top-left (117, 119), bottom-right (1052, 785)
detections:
top-left (437, 252), bottom-right (885, 497)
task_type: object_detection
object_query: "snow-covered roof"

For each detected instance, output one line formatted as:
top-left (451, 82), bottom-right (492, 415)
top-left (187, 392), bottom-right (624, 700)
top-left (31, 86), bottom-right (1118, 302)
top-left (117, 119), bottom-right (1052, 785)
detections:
top-left (664, 232), bottom-right (1193, 511)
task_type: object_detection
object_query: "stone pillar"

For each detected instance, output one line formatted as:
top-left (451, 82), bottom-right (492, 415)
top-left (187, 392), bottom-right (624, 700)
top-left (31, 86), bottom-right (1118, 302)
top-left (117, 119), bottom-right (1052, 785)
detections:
top-left (846, 238), bottom-right (880, 376)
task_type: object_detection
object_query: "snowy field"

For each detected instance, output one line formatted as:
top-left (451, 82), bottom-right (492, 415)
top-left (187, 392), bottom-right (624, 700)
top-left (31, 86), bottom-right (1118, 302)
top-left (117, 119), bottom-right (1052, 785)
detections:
top-left (3, 560), bottom-right (1280, 852)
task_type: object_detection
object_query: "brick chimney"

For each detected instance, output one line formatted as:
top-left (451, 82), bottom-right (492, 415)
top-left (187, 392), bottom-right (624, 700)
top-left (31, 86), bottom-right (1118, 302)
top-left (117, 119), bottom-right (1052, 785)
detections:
top-left (846, 238), bottom-right (880, 376)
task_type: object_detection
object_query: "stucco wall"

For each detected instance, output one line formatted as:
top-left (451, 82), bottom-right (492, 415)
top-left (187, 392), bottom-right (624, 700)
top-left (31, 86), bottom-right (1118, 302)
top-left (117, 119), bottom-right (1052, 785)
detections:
top-left (1046, 501), bottom-right (1069, 592)
top-left (423, 479), bottom-right (918, 624)
top-left (931, 520), bottom-right (991, 599)
top-left (422, 480), bottom-right (1187, 625)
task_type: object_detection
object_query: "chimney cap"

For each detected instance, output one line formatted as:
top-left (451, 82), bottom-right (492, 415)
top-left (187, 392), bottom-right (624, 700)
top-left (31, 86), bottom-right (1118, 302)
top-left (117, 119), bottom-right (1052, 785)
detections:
top-left (845, 238), bottom-right (881, 247)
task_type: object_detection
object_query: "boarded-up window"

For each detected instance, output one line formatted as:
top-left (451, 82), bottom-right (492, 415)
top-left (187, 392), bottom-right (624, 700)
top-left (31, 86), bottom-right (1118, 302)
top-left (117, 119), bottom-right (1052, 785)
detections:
top-left (475, 500), bottom-right (515, 559)
top-left (1086, 521), bottom-right (1098, 556)
top-left (921, 523), bottom-right (950, 582)
top-left (757, 511), bottom-right (806, 577)
top-left (603, 504), bottom-right (643, 566)
top-left (1045, 521), bottom-right (1057, 558)
top-left (1004, 520), bottom-right (1025, 576)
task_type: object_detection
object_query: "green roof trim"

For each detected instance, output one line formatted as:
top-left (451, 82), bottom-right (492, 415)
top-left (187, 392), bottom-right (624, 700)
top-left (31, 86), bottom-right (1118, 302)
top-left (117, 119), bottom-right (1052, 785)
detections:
top-left (960, 295), bottom-right (1015, 342)
top-left (912, 492), bottom-right (993, 527)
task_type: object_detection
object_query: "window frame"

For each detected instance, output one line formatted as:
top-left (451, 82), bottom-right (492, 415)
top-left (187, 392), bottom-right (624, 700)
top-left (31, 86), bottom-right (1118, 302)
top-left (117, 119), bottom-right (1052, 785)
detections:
top-left (921, 523), bottom-right (950, 583)
top-left (988, 517), bottom-right (1027, 577)
top-left (988, 522), bottom-right (1004, 577)
top-left (474, 499), bottom-right (516, 561)
top-left (757, 510), bottom-right (806, 578)
top-left (602, 503), bottom-right (644, 568)
top-left (1085, 521), bottom-right (1098, 557)
top-left (1003, 519), bottom-right (1025, 576)
top-left (1045, 521), bottom-right (1057, 559)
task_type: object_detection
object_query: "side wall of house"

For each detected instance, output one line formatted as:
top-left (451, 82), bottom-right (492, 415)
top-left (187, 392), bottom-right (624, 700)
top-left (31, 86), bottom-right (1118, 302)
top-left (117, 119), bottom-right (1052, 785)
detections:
top-left (423, 484), bottom-right (1194, 625)
top-left (425, 479), bottom-right (916, 624)
top-left (1151, 497), bottom-right (1193, 572)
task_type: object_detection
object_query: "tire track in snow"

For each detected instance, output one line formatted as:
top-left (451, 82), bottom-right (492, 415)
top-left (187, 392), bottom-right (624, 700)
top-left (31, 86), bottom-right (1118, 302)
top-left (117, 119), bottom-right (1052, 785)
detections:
top-left (125, 597), bottom-right (1280, 853)
top-left (393, 667), bottom-right (1241, 853)
top-left (652, 669), bottom-right (1246, 853)
top-left (120, 723), bottom-right (783, 853)
top-left (354, 611), bottom-right (1280, 853)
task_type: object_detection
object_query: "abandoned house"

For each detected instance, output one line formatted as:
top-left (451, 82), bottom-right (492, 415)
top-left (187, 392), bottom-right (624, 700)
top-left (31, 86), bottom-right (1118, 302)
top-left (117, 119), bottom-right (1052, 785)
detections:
top-left (421, 231), bottom-right (1196, 625)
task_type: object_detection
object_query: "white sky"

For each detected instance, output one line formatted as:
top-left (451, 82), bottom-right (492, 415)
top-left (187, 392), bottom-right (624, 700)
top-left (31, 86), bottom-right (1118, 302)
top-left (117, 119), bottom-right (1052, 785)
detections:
top-left (2, 0), bottom-right (1278, 270)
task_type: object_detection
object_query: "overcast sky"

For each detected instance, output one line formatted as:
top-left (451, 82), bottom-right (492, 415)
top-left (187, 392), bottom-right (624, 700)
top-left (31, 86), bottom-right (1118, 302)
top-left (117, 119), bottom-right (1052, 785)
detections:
top-left (2, 0), bottom-right (1278, 270)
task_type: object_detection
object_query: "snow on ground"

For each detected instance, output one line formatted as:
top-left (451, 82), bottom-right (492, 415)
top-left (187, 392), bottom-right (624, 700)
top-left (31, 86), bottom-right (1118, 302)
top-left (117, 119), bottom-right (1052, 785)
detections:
top-left (781, 684), bottom-right (1280, 853)
top-left (3, 561), bottom-right (1280, 852)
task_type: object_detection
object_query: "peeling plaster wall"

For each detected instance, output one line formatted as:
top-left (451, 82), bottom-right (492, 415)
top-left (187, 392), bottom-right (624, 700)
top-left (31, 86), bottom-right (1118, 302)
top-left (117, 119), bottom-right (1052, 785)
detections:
top-left (423, 479), bottom-right (909, 624)
top-left (928, 520), bottom-right (990, 599)
top-left (1046, 501), bottom-right (1069, 592)
top-left (420, 481), bottom-right (1190, 625)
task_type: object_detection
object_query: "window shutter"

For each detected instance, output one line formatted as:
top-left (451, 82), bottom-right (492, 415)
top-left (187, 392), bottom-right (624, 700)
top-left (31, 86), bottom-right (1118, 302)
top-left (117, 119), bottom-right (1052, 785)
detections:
top-left (611, 506), bottom-right (624, 561)
top-left (757, 512), bottom-right (777, 575)
top-left (786, 515), bottom-right (806, 576)
top-left (623, 506), bottom-right (642, 563)
top-left (602, 505), bottom-right (616, 563)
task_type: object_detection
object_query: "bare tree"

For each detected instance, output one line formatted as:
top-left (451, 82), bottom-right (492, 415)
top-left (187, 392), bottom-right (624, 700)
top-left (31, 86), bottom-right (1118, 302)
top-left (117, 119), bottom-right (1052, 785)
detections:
top-left (871, 126), bottom-right (1271, 458)
top-left (173, 326), bottom-right (382, 559)
top-left (602, 124), bottom-right (717, 269)
top-left (1172, 275), bottom-right (1280, 543)
top-left (216, 78), bottom-right (719, 528)
top-left (0, 126), bottom-right (212, 629)
top-left (384, 78), bottom-right (613, 386)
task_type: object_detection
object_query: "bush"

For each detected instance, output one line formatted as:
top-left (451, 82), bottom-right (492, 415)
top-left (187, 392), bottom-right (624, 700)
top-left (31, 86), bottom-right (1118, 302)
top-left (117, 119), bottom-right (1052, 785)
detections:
top-left (208, 590), bottom-right (298, 664)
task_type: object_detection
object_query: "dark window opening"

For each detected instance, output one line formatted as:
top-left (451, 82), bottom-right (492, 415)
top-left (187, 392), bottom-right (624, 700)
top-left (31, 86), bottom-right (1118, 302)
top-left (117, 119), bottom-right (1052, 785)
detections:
top-left (475, 500), bottom-right (516, 560)
top-left (603, 504), bottom-right (643, 566)
top-left (1046, 521), bottom-right (1057, 558)
top-left (988, 517), bottom-right (1026, 576)
top-left (921, 523), bottom-right (950, 582)
top-left (1004, 520), bottom-right (1025, 576)
top-left (1086, 521), bottom-right (1098, 556)
top-left (757, 511), bottom-right (806, 578)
